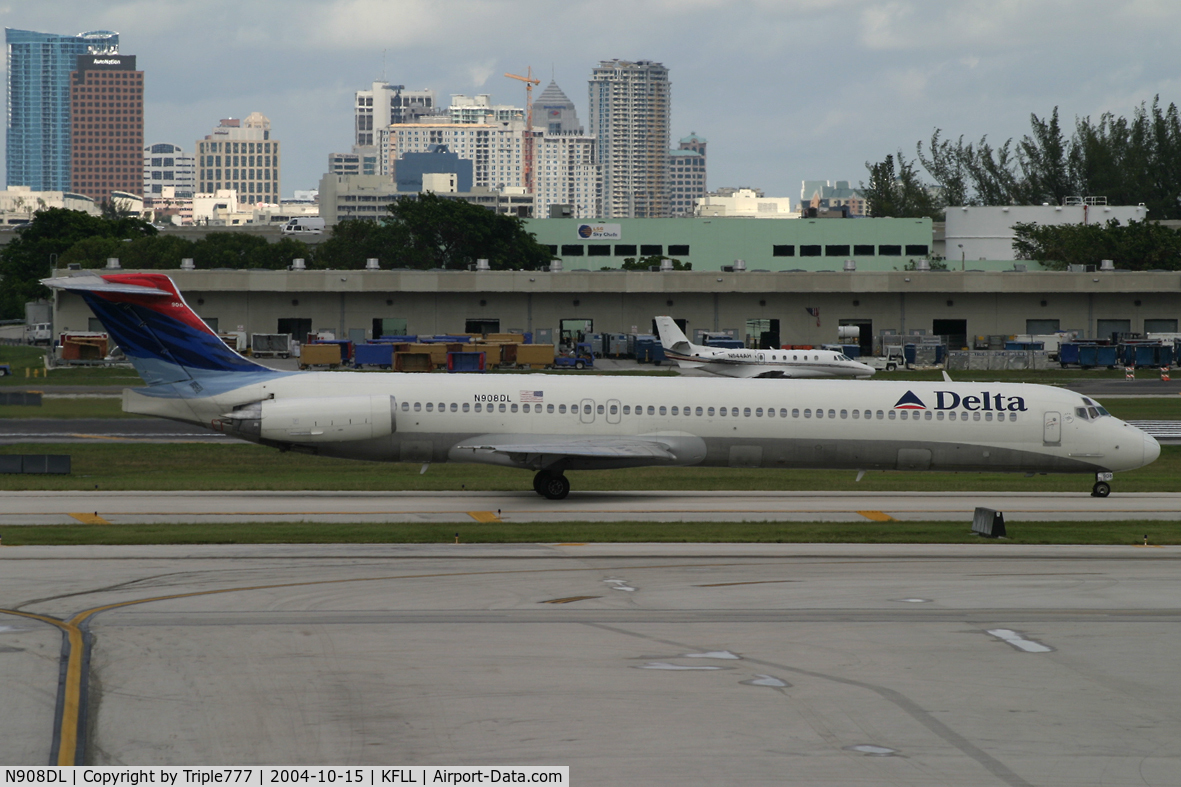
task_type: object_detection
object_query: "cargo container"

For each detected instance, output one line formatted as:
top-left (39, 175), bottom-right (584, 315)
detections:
top-left (406, 342), bottom-right (448, 367)
top-left (516, 344), bottom-right (555, 369)
top-left (447, 351), bottom-right (486, 372)
top-left (476, 343), bottom-right (503, 367)
top-left (394, 352), bottom-right (433, 372)
top-left (311, 339), bottom-right (354, 363)
top-left (354, 343), bottom-right (394, 368)
top-left (251, 333), bottom-right (291, 358)
top-left (485, 333), bottom-right (525, 343)
top-left (298, 343), bottom-right (342, 369)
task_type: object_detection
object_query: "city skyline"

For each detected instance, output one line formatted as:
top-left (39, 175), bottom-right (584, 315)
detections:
top-left (3, 2), bottom-right (1179, 200)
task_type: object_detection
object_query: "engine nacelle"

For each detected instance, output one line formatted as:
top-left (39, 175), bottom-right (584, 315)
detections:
top-left (228, 395), bottom-right (396, 443)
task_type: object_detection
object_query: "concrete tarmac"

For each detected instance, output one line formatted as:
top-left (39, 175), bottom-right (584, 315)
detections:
top-left (2, 489), bottom-right (1180, 526)
top-left (0, 543), bottom-right (1178, 783)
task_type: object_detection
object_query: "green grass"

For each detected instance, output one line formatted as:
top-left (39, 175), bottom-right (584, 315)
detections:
top-left (0, 519), bottom-right (1176, 546)
top-left (0, 397), bottom-right (126, 419)
top-left (0, 346), bottom-right (141, 387)
top-left (887, 368), bottom-right (1143, 382)
top-left (2, 442), bottom-right (1179, 493)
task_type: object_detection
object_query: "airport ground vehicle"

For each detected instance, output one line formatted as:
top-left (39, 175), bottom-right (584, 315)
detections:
top-left (552, 343), bottom-right (594, 369)
top-left (280, 217), bottom-right (326, 235)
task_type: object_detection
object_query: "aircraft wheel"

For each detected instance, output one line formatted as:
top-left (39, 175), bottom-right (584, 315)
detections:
top-left (1091, 481), bottom-right (1111, 498)
top-left (537, 472), bottom-right (570, 500)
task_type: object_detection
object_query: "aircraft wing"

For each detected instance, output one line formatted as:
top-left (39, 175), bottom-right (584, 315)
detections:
top-left (453, 437), bottom-right (677, 461)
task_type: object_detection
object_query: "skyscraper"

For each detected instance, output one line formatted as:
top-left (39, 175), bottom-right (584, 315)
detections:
top-left (196, 113), bottom-right (281, 203)
top-left (669, 132), bottom-right (706, 217)
top-left (70, 53), bottom-right (144, 203)
top-left (5, 28), bottom-right (119, 190)
top-left (588, 59), bottom-right (671, 218)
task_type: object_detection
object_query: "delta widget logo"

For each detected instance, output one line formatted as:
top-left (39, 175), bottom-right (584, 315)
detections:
top-left (894, 391), bottom-right (926, 409)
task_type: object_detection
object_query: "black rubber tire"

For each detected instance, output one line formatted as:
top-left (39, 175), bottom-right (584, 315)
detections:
top-left (539, 473), bottom-right (570, 500)
top-left (574, 360), bottom-right (585, 370)
top-left (885, 363), bottom-right (896, 371)
top-left (1091, 481), bottom-right (1111, 498)
top-left (532, 472), bottom-right (545, 496)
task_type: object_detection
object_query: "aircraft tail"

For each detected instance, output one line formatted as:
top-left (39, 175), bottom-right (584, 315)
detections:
top-left (655, 316), bottom-right (694, 353)
top-left (43, 272), bottom-right (283, 390)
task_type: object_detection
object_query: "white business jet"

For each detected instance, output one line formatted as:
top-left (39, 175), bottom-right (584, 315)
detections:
top-left (655, 316), bottom-right (875, 379)
top-left (44, 273), bottom-right (1157, 500)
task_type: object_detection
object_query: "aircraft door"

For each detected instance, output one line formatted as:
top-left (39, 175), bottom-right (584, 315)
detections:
top-left (580, 398), bottom-right (595, 424)
top-left (606, 398), bottom-right (621, 424)
top-left (1043, 411), bottom-right (1061, 445)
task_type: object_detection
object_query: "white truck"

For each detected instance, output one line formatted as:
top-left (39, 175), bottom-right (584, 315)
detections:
top-left (25, 322), bottom-right (51, 345)
top-left (280, 217), bottom-right (326, 236)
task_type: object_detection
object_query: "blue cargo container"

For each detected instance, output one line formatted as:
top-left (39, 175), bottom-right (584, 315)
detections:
top-left (447, 351), bottom-right (486, 372)
top-left (1059, 343), bottom-right (1081, 365)
top-left (635, 339), bottom-right (666, 364)
top-left (1005, 341), bottom-right (1045, 351)
top-left (354, 343), bottom-right (394, 368)
top-left (376, 335), bottom-right (417, 343)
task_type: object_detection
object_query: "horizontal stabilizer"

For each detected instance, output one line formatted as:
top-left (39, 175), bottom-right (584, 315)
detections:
top-left (42, 273), bottom-right (171, 298)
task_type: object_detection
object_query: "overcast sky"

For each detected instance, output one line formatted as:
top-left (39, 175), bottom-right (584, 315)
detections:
top-left (4, 0), bottom-right (1180, 200)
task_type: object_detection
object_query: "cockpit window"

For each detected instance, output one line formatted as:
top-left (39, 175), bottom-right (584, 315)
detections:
top-left (1088, 407), bottom-right (1101, 419)
top-left (1075, 407), bottom-right (1090, 420)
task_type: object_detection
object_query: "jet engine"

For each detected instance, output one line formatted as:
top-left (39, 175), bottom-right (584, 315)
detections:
top-left (226, 395), bottom-right (396, 443)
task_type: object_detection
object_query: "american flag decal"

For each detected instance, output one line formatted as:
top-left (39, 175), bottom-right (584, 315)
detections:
top-left (520, 390), bottom-right (544, 402)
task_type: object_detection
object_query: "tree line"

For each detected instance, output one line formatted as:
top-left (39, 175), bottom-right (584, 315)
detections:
top-left (865, 97), bottom-right (1181, 220)
top-left (0, 194), bottom-right (554, 319)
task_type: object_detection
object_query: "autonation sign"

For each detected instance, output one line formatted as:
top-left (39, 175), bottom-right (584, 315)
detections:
top-left (577, 223), bottom-right (621, 240)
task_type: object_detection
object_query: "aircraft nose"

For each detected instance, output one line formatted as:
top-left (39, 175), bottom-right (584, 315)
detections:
top-left (1143, 432), bottom-right (1161, 466)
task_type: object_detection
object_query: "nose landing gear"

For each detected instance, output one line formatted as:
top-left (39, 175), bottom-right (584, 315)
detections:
top-left (1091, 471), bottom-right (1114, 498)
top-left (533, 470), bottom-right (570, 500)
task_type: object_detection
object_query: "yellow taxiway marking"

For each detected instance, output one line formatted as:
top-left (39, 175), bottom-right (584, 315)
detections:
top-left (540, 595), bottom-right (602, 604)
top-left (0, 559), bottom-right (745, 765)
top-left (468, 511), bottom-right (502, 523)
top-left (68, 513), bottom-right (110, 525)
top-left (857, 510), bottom-right (897, 522)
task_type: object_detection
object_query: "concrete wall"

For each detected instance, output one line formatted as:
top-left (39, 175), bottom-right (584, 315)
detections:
top-left (51, 268), bottom-right (1181, 349)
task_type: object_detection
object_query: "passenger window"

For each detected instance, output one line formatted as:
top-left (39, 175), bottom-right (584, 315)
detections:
top-left (597, 404), bottom-right (604, 414)
top-left (793, 355), bottom-right (797, 360)
top-left (719, 407), bottom-right (727, 417)
top-left (559, 404), bottom-right (566, 414)
top-left (414, 402), bottom-right (422, 412)
top-left (438, 402), bottom-right (444, 412)
top-left (973, 412), bottom-right (981, 421)
top-left (792, 408), bottom-right (799, 418)
top-left (648, 406), bottom-right (655, 415)
top-left (684, 406), bottom-right (691, 416)
top-left (804, 409), bottom-right (811, 418)
top-left (547, 404), bottom-right (555, 413)
top-left (744, 408), bottom-right (752, 417)
top-left (511, 404), bottom-right (518, 413)
top-left (499, 403), bottom-right (507, 413)
top-left (401, 402), bottom-right (410, 411)
top-left (659, 406), bottom-right (667, 415)
top-left (828, 409), bottom-right (835, 418)
top-left (949, 411), bottom-right (956, 421)
top-left (475, 403), bottom-right (482, 412)
top-left (426, 403), bottom-right (434, 411)
top-left (840, 409), bottom-right (847, 419)
top-left (876, 410), bottom-right (884, 419)
top-left (816, 409), bottom-right (824, 419)
top-left (780, 408), bottom-right (788, 418)
top-left (450, 403), bottom-right (458, 412)
top-left (610, 404), bottom-right (618, 414)
top-left (696, 406), bottom-right (703, 416)
top-left (708, 407), bottom-right (716, 416)
top-left (900, 411), bottom-right (908, 420)
top-left (936, 411), bottom-right (943, 420)
top-left (731, 408), bottom-right (739, 417)
top-left (1011, 414), bottom-right (1018, 422)
top-left (766, 407), bottom-right (774, 418)
top-left (924, 411), bottom-right (932, 420)
top-left (523, 404), bottom-right (530, 413)
top-left (985, 411), bottom-right (992, 421)
top-left (671, 406), bottom-right (679, 415)
top-left (888, 410), bottom-right (896, 420)
top-left (623, 405), bottom-right (630, 415)
top-left (755, 408), bottom-right (763, 417)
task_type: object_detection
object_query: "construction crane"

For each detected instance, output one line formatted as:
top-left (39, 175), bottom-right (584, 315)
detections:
top-left (505, 68), bottom-right (540, 194)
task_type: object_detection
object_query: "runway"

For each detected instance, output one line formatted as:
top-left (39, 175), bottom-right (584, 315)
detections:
top-left (2, 488), bottom-right (1178, 526)
top-left (1, 543), bottom-right (1178, 782)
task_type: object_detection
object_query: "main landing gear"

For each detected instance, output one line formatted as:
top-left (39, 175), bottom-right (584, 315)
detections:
top-left (533, 470), bottom-right (570, 500)
top-left (1091, 471), bottom-right (1113, 498)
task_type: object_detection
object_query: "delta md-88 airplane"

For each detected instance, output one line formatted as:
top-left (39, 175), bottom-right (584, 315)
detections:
top-left (46, 272), bottom-right (1159, 500)
top-left (655, 316), bottom-right (876, 379)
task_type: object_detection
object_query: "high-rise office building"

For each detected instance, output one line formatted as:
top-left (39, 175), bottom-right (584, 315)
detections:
top-left (588, 59), bottom-right (671, 218)
top-left (355, 82), bottom-right (438, 148)
top-left (5, 28), bottom-right (119, 190)
top-left (532, 81), bottom-right (582, 134)
top-left (196, 113), bottom-right (281, 203)
top-left (143, 143), bottom-right (196, 198)
top-left (69, 53), bottom-right (144, 203)
top-left (669, 132), bottom-right (706, 217)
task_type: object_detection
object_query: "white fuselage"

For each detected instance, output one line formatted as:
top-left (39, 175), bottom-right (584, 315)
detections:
top-left (129, 372), bottom-right (1158, 476)
top-left (665, 345), bottom-right (876, 378)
